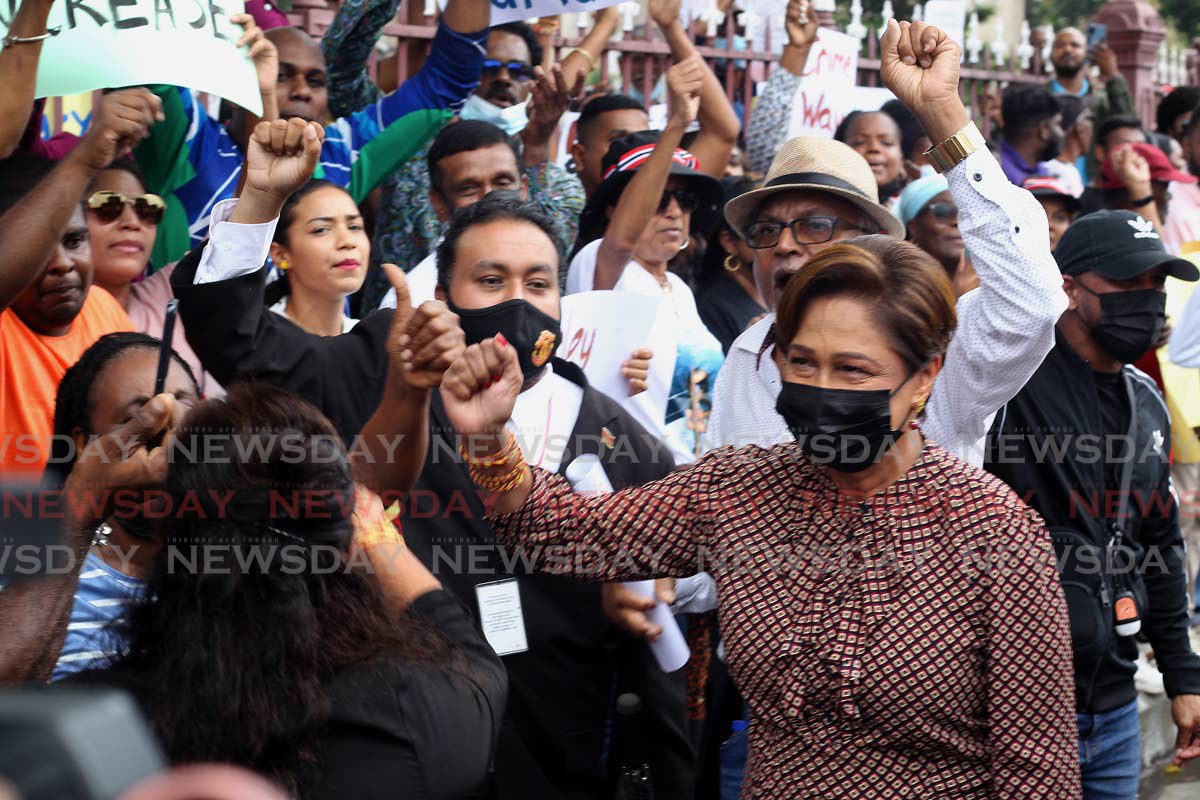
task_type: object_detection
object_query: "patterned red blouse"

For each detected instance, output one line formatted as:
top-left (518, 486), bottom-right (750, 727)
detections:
top-left (490, 442), bottom-right (1082, 798)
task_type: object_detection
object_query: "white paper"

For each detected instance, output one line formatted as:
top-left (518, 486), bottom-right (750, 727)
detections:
top-left (787, 28), bottom-right (861, 139)
top-left (554, 111), bottom-right (582, 170)
top-left (647, 103), bottom-right (669, 132)
top-left (475, 579), bottom-right (529, 656)
top-left (850, 86), bottom-right (898, 112)
top-left (923, 0), bottom-right (967, 55)
top-left (565, 454), bottom-right (690, 673)
top-left (558, 291), bottom-right (675, 445)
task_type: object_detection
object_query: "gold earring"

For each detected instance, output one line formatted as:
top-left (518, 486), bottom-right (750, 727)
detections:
top-left (277, 259), bottom-right (289, 270)
top-left (912, 395), bottom-right (928, 417)
top-left (724, 254), bottom-right (741, 272)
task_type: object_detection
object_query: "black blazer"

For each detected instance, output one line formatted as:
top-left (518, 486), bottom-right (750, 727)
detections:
top-left (409, 360), bottom-right (687, 797)
top-left (172, 247), bottom-right (694, 798)
top-left (172, 252), bottom-right (393, 439)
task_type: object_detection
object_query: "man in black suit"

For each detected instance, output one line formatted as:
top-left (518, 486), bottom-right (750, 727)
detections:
top-left (171, 138), bottom-right (694, 797)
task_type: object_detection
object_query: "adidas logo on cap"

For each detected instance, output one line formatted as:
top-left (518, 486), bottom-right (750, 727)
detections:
top-left (1127, 216), bottom-right (1159, 240)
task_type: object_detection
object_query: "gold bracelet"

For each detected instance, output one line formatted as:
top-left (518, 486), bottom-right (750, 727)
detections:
top-left (459, 431), bottom-right (519, 468)
top-left (571, 47), bottom-right (598, 70)
top-left (923, 122), bottom-right (985, 174)
top-left (470, 461), bottom-right (529, 494)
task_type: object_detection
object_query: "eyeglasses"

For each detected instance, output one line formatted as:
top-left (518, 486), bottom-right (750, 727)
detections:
top-left (920, 202), bottom-right (959, 221)
top-left (744, 216), bottom-right (864, 249)
top-left (87, 191), bottom-right (166, 225)
top-left (481, 59), bottom-right (535, 82)
top-left (658, 188), bottom-right (700, 214)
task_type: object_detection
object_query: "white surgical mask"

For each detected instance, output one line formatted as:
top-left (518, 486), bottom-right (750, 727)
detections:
top-left (459, 94), bottom-right (529, 136)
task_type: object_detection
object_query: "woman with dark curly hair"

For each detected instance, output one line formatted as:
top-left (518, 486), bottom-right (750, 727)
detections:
top-left (41, 381), bottom-right (505, 799)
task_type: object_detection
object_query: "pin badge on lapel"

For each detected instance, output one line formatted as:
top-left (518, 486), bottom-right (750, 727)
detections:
top-left (601, 427), bottom-right (616, 449)
top-left (531, 330), bottom-right (557, 367)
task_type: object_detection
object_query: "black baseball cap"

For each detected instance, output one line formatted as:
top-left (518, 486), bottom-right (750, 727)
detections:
top-left (1054, 209), bottom-right (1199, 282)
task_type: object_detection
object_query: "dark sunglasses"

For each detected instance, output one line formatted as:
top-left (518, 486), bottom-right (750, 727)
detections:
top-left (658, 188), bottom-right (700, 214)
top-left (920, 202), bottom-right (959, 221)
top-left (87, 191), bottom-right (166, 225)
top-left (481, 59), bottom-right (535, 82)
top-left (744, 216), bottom-right (864, 249)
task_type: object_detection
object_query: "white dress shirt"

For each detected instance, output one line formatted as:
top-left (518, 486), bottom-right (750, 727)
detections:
top-left (707, 134), bottom-right (1068, 467)
top-left (194, 199), bottom-right (277, 284)
top-left (509, 364), bottom-right (585, 474)
top-left (268, 297), bottom-right (358, 333)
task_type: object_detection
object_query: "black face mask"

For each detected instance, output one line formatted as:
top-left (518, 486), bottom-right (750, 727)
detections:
top-left (1079, 284), bottom-right (1166, 364)
top-left (447, 298), bottom-right (561, 382)
top-left (776, 378), bottom-right (911, 474)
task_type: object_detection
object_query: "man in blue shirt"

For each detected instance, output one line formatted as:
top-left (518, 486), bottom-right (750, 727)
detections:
top-left (136, 0), bottom-right (491, 266)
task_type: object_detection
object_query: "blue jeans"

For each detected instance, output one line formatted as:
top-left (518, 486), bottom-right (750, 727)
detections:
top-left (719, 725), bottom-right (747, 800)
top-left (1077, 698), bottom-right (1141, 800)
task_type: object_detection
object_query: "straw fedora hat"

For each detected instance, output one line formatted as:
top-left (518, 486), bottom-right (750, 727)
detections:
top-left (724, 136), bottom-right (905, 239)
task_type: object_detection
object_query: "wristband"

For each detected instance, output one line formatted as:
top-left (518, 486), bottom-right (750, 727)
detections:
top-left (2, 26), bottom-right (60, 48)
top-left (1129, 193), bottom-right (1154, 208)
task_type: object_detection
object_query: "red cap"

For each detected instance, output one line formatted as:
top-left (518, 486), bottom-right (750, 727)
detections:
top-left (1022, 176), bottom-right (1081, 212)
top-left (1100, 142), bottom-right (1197, 190)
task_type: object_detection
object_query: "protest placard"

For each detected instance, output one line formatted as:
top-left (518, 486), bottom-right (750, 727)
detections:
top-left (440, 0), bottom-right (625, 27)
top-left (0, 0), bottom-right (261, 115)
top-left (558, 291), bottom-right (675, 442)
top-left (786, 27), bottom-right (860, 139)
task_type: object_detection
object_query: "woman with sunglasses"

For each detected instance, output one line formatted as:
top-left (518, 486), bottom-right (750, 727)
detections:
top-left (567, 57), bottom-right (725, 461)
top-left (85, 161), bottom-right (221, 396)
top-left (896, 173), bottom-right (978, 298)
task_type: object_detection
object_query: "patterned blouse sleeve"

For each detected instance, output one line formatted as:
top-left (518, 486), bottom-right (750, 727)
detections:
top-left (525, 161), bottom-right (585, 284)
top-left (320, 0), bottom-right (394, 118)
top-left (488, 450), bottom-right (735, 581)
top-left (745, 68), bottom-right (801, 176)
top-left (981, 503), bottom-right (1082, 797)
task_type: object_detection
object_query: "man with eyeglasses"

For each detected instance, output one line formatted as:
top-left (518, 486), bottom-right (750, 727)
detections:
top-left (707, 29), bottom-right (1069, 470)
top-left (322, 1), bottom-right (588, 312)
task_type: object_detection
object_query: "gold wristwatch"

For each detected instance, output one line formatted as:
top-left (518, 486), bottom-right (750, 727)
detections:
top-left (923, 123), bottom-right (986, 174)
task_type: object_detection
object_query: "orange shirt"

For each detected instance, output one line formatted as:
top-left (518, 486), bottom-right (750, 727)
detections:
top-left (0, 287), bottom-right (133, 478)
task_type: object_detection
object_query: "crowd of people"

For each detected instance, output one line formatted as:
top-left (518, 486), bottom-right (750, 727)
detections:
top-left (3, 0), bottom-right (1200, 798)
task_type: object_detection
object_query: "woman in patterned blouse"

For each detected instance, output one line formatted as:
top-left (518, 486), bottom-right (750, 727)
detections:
top-left (441, 21), bottom-right (1081, 798)
top-left (445, 229), bottom-right (1080, 798)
